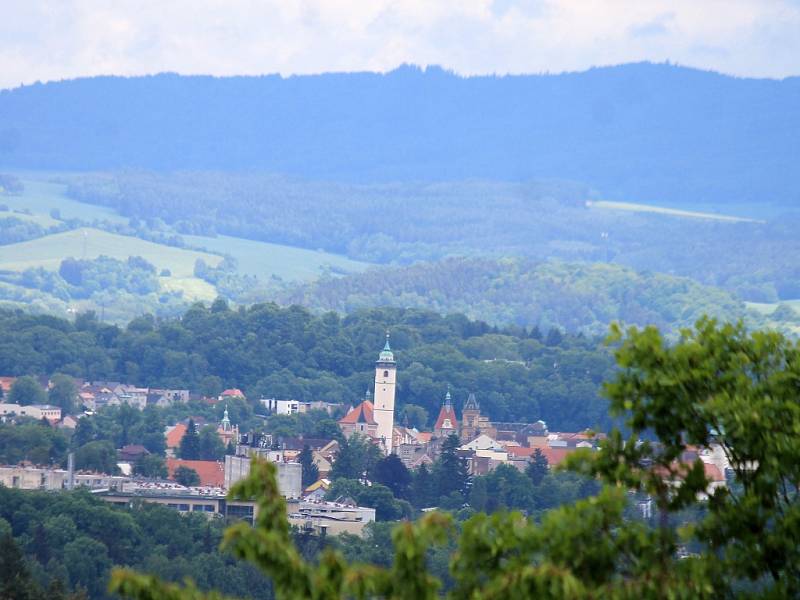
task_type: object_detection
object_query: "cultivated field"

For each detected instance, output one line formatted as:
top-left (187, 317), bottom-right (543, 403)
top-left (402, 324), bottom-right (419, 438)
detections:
top-left (3, 178), bottom-right (129, 224)
top-left (183, 234), bottom-right (370, 282)
top-left (0, 228), bottom-right (223, 277)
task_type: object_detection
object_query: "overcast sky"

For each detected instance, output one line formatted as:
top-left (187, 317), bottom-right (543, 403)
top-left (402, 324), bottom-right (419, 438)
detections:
top-left (1, 0), bottom-right (799, 89)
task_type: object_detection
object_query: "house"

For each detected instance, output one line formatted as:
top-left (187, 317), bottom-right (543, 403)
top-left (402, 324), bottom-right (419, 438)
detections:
top-left (338, 399), bottom-right (378, 439)
top-left (303, 478), bottom-right (331, 501)
top-left (0, 376), bottom-right (16, 395)
top-left (220, 388), bottom-right (245, 401)
top-left (166, 458), bottom-right (225, 488)
top-left (113, 385), bottom-right (149, 410)
top-left (260, 398), bottom-right (300, 415)
top-left (118, 444), bottom-right (150, 463)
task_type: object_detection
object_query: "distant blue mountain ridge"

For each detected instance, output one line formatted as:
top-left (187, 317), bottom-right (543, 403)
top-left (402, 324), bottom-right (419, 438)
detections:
top-left (0, 62), bottom-right (798, 206)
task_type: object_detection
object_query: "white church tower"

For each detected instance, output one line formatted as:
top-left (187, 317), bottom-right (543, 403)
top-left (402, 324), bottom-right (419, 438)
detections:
top-left (373, 333), bottom-right (397, 455)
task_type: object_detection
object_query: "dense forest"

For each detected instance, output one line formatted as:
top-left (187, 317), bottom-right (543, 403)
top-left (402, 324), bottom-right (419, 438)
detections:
top-left (1, 63), bottom-right (799, 206)
top-left (0, 304), bottom-right (613, 431)
top-left (283, 257), bottom-right (747, 334)
top-left (0, 487), bottom-right (274, 599)
top-left (64, 171), bottom-right (800, 302)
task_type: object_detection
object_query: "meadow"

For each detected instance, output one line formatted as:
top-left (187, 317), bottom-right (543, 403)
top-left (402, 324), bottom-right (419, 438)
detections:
top-left (183, 234), bottom-right (371, 282)
top-left (0, 227), bottom-right (223, 277)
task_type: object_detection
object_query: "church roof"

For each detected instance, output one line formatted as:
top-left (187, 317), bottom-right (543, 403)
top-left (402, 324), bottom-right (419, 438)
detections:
top-left (434, 403), bottom-right (458, 433)
top-left (338, 400), bottom-right (377, 425)
top-left (463, 393), bottom-right (479, 412)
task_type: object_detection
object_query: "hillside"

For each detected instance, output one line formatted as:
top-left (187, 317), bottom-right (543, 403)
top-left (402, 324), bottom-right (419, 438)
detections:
top-left (0, 305), bottom-right (615, 431)
top-left (1, 63), bottom-right (799, 205)
top-left (281, 257), bottom-right (747, 335)
top-left (63, 171), bottom-right (800, 302)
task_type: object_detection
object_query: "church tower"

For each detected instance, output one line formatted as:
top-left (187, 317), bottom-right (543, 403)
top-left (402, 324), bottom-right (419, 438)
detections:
top-left (373, 333), bottom-right (397, 455)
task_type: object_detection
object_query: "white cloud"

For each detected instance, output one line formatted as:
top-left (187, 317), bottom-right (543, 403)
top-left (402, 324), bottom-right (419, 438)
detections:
top-left (0, 0), bottom-right (798, 89)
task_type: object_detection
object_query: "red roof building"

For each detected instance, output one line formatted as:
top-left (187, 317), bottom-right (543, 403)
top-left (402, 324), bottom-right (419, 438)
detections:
top-left (0, 377), bottom-right (16, 394)
top-left (165, 423), bottom-right (188, 453)
top-left (433, 389), bottom-right (458, 438)
top-left (338, 400), bottom-right (378, 439)
top-left (165, 458), bottom-right (225, 487)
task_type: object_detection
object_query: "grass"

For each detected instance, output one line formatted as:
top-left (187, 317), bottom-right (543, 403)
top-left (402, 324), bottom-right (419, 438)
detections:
top-left (0, 228), bottom-right (222, 277)
top-left (183, 234), bottom-right (371, 282)
top-left (2, 178), bottom-right (129, 224)
top-left (159, 276), bottom-right (219, 302)
top-left (586, 200), bottom-right (764, 224)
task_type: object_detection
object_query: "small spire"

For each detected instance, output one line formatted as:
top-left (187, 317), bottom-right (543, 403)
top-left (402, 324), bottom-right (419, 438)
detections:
top-left (378, 330), bottom-right (395, 363)
top-left (365, 388), bottom-right (372, 401)
top-left (445, 384), bottom-right (452, 405)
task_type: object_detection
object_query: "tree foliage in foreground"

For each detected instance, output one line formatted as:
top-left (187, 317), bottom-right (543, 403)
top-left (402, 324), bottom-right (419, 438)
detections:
top-left (111, 319), bottom-right (800, 598)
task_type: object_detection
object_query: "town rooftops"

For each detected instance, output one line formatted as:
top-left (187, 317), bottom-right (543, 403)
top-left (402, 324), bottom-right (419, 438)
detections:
top-left (338, 400), bottom-right (377, 425)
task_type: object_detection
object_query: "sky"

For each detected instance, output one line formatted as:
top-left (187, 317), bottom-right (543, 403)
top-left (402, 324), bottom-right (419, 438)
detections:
top-left (1, 0), bottom-right (799, 89)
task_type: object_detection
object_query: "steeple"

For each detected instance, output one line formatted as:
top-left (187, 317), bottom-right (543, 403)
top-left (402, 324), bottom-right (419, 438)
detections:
top-left (463, 392), bottom-right (479, 412)
top-left (220, 404), bottom-right (232, 432)
top-left (444, 384), bottom-right (452, 406)
top-left (378, 331), bottom-right (395, 363)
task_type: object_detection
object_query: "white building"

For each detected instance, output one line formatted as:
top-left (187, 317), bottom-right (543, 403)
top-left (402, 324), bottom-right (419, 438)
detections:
top-left (0, 403), bottom-right (61, 421)
top-left (260, 398), bottom-right (301, 415)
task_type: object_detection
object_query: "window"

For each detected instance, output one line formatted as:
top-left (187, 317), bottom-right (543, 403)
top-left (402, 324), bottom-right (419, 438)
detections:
top-left (383, 370), bottom-right (389, 378)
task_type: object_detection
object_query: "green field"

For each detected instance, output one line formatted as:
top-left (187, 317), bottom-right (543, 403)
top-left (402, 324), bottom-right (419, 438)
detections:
top-left (183, 234), bottom-right (371, 282)
top-left (0, 228), bottom-right (222, 277)
top-left (587, 200), bottom-right (764, 224)
top-left (2, 177), bottom-right (129, 224)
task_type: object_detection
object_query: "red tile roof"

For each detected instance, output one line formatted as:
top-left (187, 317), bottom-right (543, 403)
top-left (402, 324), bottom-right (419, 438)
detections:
top-left (165, 423), bottom-right (188, 449)
top-left (434, 404), bottom-right (458, 432)
top-left (539, 447), bottom-right (571, 466)
top-left (221, 388), bottom-right (244, 397)
top-left (416, 432), bottom-right (433, 444)
top-left (0, 376), bottom-right (16, 393)
top-left (508, 446), bottom-right (537, 458)
top-left (338, 401), bottom-right (376, 425)
top-left (166, 458), bottom-right (225, 487)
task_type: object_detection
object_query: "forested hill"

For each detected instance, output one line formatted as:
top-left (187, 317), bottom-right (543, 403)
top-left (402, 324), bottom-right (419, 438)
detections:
top-left (2, 63), bottom-right (799, 205)
top-left (281, 258), bottom-right (745, 335)
top-left (0, 304), bottom-right (613, 432)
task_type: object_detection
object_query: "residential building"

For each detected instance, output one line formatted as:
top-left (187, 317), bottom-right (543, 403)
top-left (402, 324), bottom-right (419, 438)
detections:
top-left (260, 398), bottom-right (300, 415)
top-left (0, 403), bottom-right (61, 422)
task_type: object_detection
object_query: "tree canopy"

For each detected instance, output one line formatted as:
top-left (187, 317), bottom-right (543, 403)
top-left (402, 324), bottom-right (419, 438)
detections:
top-left (111, 319), bottom-right (800, 598)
